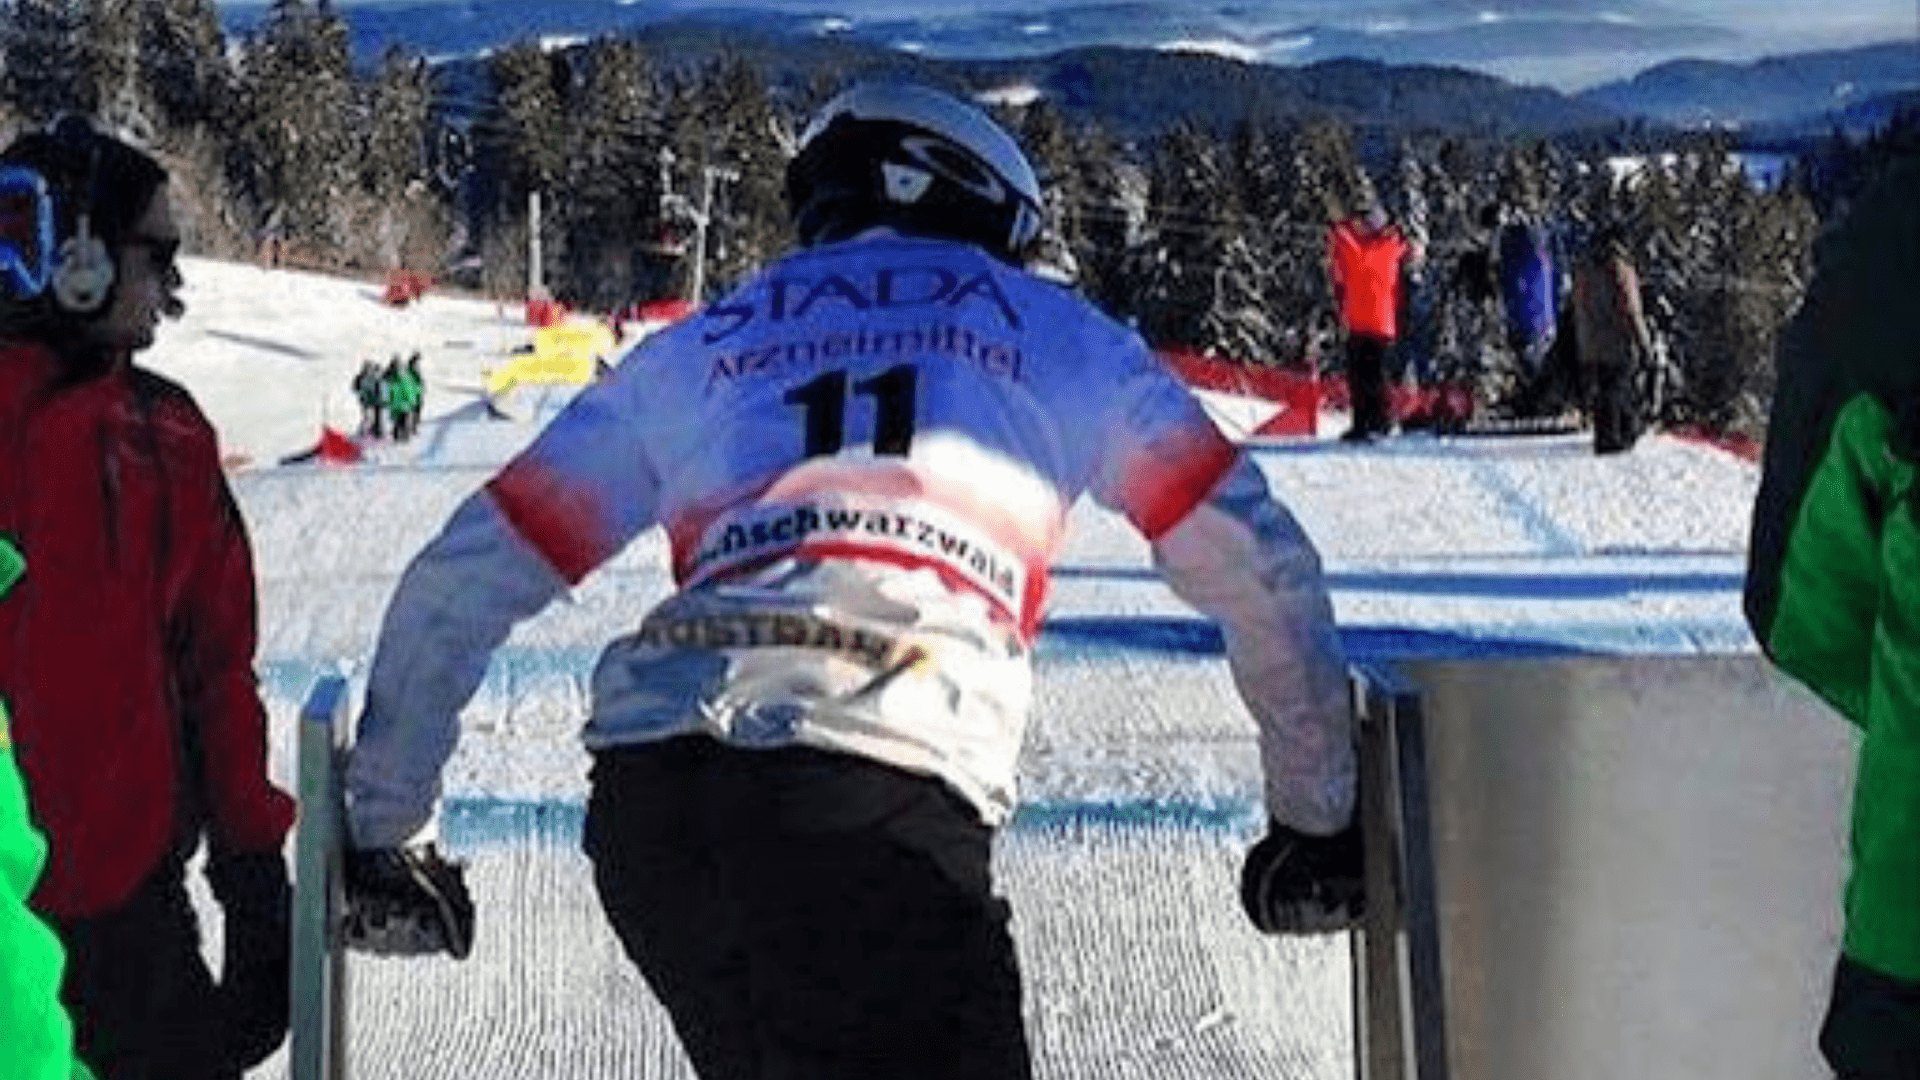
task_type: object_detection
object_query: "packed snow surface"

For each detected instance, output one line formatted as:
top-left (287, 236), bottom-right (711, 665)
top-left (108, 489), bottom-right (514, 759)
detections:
top-left (146, 258), bottom-right (1759, 1077)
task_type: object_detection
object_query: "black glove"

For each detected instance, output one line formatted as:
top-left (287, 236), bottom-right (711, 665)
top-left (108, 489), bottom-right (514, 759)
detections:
top-left (343, 843), bottom-right (475, 959)
top-left (1820, 955), bottom-right (1920, 1077)
top-left (1240, 818), bottom-right (1365, 934)
top-left (206, 849), bottom-right (292, 1071)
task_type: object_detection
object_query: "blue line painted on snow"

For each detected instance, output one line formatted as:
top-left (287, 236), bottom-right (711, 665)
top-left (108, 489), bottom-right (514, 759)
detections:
top-left (1463, 456), bottom-right (1584, 557)
top-left (1052, 563), bottom-right (1744, 600)
top-left (437, 794), bottom-right (1265, 850)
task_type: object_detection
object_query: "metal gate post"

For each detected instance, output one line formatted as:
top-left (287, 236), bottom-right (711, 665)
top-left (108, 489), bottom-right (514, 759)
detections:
top-left (1351, 663), bottom-right (1450, 1080)
top-left (291, 676), bottom-right (350, 1080)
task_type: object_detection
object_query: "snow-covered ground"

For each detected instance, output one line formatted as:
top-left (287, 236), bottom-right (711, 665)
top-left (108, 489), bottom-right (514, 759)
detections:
top-left (146, 257), bottom-right (1760, 1078)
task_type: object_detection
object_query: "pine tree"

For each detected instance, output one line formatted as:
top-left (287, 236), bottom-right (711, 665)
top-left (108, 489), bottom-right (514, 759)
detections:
top-left (1017, 100), bottom-right (1080, 284)
top-left (1132, 121), bottom-right (1278, 362)
top-left (79, 0), bottom-right (145, 137)
top-left (234, 0), bottom-right (361, 256)
top-left (665, 57), bottom-right (789, 297)
top-left (485, 43), bottom-right (568, 227)
top-left (557, 36), bottom-right (664, 308)
top-left (470, 40), bottom-right (569, 295)
top-left (3, 0), bottom-right (88, 122)
top-left (1068, 122), bottom-right (1142, 319)
top-left (362, 47), bottom-right (446, 269)
top-left (140, 0), bottom-right (232, 135)
top-left (1229, 119), bottom-right (1315, 366)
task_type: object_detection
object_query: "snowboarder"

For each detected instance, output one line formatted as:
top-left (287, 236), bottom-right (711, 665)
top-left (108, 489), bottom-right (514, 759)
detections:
top-left (1747, 151), bottom-right (1920, 1079)
top-left (352, 359), bottom-right (384, 438)
top-left (0, 116), bottom-right (294, 1079)
top-left (339, 81), bottom-right (1359, 1080)
top-left (0, 539), bottom-right (94, 1080)
top-left (1329, 200), bottom-right (1412, 442)
top-left (1568, 224), bottom-right (1654, 455)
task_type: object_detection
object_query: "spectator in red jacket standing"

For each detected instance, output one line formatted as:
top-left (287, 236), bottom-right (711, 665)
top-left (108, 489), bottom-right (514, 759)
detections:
top-left (1328, 201), bottom-right (1413, 443)
top-left (0, 117), bottom-right (295, 1079)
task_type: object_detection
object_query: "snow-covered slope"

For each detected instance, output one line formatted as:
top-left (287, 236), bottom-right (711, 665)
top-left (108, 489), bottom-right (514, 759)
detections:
top-left (141, 257), bottom-right (1761, 809)
top-left (141, 257), bottom-right (1759, 1079)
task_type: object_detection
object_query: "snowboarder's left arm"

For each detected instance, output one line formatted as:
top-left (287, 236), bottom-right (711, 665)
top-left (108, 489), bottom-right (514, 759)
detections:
top-left (1089, 339), bottom-right (1354, 836)
top-left (347, 369), bottom-right (664, 848)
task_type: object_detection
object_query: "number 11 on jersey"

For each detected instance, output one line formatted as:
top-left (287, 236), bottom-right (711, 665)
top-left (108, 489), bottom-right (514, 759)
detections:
top-left (784, 364), bottom-right (919, 458)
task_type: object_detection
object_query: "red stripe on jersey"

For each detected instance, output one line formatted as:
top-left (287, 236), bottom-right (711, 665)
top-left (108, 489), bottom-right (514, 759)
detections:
top-left (488, 460), bottom-right (613, 584)
top-left (1019, 556), bottom-right (1052, 641)
top-left (1119, 428), bottom-right (1239, 540)
top-left (666, 475), bottom-right (784, 582)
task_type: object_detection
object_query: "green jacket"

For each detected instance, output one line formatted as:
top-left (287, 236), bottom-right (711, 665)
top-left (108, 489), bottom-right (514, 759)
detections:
top-left (1748, 154), bottom-right (1920, 981)
top-left (0, 540), bottom-right (94, 1080)
top-left (387, 369), bottom-right (422, 414)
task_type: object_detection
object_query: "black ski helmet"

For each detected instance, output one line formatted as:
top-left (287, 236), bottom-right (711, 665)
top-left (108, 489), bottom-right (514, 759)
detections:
top-left (785, 81), bottom-right (1044, 263)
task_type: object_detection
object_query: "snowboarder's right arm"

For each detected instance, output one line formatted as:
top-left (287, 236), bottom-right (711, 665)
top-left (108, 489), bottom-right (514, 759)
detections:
top-left (347, 358), bottom-right (663, 849)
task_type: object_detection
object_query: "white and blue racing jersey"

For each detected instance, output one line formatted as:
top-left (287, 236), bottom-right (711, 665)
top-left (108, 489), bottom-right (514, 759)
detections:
top-left (346, 232), bottom-right (1353, 847)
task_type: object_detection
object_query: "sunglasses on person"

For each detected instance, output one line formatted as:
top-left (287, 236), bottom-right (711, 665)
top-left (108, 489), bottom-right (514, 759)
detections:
top-left (122, 232), bottom-right (180, 276)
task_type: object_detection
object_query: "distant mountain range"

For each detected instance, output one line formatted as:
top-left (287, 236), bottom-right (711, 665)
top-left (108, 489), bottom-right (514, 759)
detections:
top-left (219, 2), bottom-right (1918, 140)
top-left (1581, 41), bottom-right (1920, 128)
top-left (421, 22), bottom-right (1621, 139)
top-left (216, 0), bottom-right (1753, 83)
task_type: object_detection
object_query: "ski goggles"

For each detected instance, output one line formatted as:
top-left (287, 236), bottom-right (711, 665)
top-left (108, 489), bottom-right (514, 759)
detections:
top-left (0, 167), bottom-right (55, 302)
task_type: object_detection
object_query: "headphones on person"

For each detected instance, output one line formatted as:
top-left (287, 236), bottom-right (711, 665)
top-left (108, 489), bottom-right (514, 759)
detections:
top-left (46, 115), bottom-right (115, 316)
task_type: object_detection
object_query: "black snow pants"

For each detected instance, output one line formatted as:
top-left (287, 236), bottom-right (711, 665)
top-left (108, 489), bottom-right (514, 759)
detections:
top-left (1822, 955), bottom-right (1920, 1079)
top-left (584, 735), bottom-right (1032, 1080)
top-left (1345, 333), bottom-right (1398, 436)
top-left (51, 859), bottom-right (240, 1080)
top-left (1592, 359), bottom-right (1645, 455)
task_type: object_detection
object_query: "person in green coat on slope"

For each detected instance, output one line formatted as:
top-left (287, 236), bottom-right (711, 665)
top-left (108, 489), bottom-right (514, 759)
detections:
top-left (0, 538), bottom-right (95, 1080)
top-left (1748, 151), bottom-right (1920, 1078)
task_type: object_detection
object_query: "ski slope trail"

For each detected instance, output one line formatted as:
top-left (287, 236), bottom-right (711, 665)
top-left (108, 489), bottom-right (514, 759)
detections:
top-left (143, 259), bottom-right (1759, 1078)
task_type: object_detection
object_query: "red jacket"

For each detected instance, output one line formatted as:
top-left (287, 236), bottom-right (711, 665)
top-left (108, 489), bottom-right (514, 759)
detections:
top-left (1328, 220), bottom-right (1409, 340)
top-left (0, 340), bottom-right (293, 918)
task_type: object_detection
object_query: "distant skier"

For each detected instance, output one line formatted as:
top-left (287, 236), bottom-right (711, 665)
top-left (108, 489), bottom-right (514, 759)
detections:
top-left (352, 360), bottom-right (384, 438)
top-left (1329, 200), bottom-right (1412, 442)
top-left (381, 356), bottom-right (413, 443)
top-left (1747, 151), bottom-right (1920, 1079)
top-left (339, 81), bottom-right (1359, 1080)
top-left (1568, 224), bottom-right (1654, 455)
top-left (402, 352), bottom-right (425, 439)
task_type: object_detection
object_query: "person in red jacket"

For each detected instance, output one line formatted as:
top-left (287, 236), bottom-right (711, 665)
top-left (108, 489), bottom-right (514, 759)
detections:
top-left (1328, 202), bottom-right (1413, 443)
top-left (0, 117), bottom-right (295, 1078)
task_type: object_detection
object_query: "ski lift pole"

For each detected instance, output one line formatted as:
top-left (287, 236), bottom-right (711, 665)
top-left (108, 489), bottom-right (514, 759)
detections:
top-left (527, 190), bottom-right (545, 301)
top-left (687, 165), bottom-right (741, 305)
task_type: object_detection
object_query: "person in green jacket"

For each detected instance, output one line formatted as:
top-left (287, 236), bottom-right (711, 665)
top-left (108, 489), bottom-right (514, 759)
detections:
top-left (0, 538), bottom-right (94, 1080)
top-left (384, 356), bottom-right (421, 443)
top-left (1748, 151), bottom-right (1920, 1078)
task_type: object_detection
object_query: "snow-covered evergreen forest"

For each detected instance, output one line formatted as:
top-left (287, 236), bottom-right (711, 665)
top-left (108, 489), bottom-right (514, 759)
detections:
top-left (2, 0), bottom-right (1914, 434)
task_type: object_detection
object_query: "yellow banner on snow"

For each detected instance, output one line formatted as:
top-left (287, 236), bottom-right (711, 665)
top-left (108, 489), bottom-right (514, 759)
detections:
top-left (485, 319), bottom-right (617, 397)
